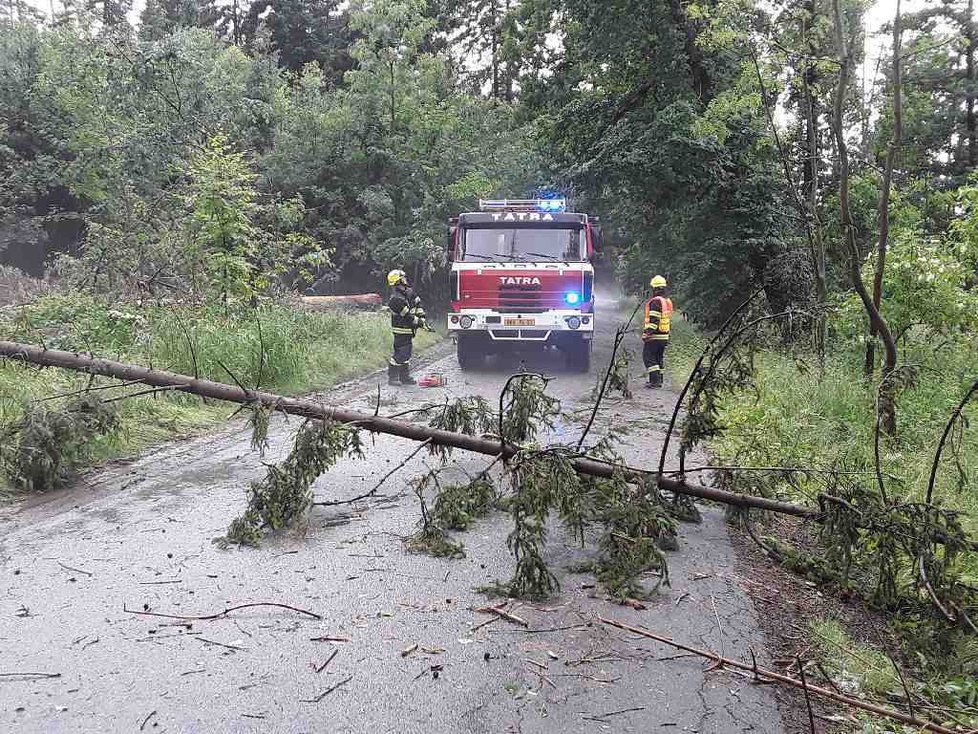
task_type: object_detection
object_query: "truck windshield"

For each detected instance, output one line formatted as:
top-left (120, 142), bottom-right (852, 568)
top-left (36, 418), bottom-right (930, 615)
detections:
top-left (462, 228), bottom-right (583, 263)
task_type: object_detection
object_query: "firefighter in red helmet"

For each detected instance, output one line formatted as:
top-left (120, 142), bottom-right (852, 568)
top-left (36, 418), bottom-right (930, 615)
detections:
top-left (642, 275), bottom-right (673, 388)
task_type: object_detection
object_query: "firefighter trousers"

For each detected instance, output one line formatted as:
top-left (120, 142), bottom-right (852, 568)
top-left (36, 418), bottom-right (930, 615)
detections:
top-left (390, 333), bottom-right (414, 367)
top-left (643, 340), bottom-right (668, 384)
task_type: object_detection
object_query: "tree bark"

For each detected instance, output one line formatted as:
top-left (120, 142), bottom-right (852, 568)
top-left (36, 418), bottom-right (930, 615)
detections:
top-left (865, 0), bottom-right (903, 380)
top-left (831, 0), bottom-right (899, 435)
top-left (0, 339), bottom-right (815, 519)
top-left (968, 0), bottom-right (976, 169)
top-left (802, 0), bottom-right (827, 362)
top-left (670, 0), bottom-right (710, 102)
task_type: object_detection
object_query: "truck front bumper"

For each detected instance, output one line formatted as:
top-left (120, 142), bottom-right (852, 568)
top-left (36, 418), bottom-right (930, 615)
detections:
top-left (447, 310), bottom-right (593, 341)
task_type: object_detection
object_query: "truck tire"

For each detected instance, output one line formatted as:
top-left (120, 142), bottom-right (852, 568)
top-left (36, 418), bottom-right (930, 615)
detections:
top-left (566, 340), bottom-right (591, 373)
top-left (456, 337), bottom-right (483, 371)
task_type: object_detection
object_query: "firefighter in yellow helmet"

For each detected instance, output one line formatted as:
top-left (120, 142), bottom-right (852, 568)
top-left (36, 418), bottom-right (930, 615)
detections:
top-left (387, 269), bottom-right (432, 385)
top-left (642, 275), bottom-right (674, 388)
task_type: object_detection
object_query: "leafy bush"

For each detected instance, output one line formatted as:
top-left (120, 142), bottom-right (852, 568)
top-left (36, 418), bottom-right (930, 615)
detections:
top-left (0, 396), bottom-right (120, 491)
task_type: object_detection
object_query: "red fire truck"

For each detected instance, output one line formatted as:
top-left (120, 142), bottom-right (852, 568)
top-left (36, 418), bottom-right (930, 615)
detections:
top-left (447, 198), bottom-right (600, 372)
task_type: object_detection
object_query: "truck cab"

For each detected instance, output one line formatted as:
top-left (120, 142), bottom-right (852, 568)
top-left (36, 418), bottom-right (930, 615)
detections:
top-left (447, 198), bottom-right (599, 372)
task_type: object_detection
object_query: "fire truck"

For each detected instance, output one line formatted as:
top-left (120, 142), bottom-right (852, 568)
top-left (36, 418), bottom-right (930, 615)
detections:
top-left (447, 198), bottom-right (601, 372)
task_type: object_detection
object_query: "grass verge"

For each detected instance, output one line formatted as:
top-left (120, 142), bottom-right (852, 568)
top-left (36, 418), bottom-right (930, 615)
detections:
top-left (664, 318), bottom-right (978, 729)
top-left (0, 292), bottom-right (439, 494)
top-left (666, 320), bottom-right (978, 567)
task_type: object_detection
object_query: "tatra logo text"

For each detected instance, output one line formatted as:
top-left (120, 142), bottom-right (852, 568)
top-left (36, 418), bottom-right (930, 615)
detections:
top-left (490, 212), bottom-right (555, 222)
top-left (499, 276), bottom-right (541, 285)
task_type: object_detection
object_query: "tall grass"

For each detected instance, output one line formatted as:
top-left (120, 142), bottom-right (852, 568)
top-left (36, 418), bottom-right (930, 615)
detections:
top-left (1, 292), bottom-right (439, 490)
top-left (147, 304), bottom-right (403, 392)
top-left (667, 321), bottom-right (978, 567)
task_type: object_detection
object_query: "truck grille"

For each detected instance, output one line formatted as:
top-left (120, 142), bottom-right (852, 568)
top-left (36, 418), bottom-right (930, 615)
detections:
top-left (498, 286), bottom-right (543, 312)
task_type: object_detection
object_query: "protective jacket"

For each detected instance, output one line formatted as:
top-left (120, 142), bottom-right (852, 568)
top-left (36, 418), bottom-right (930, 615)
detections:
top-left (643, 295), bottom-right (673, 341)
top-left (389, 283), bottom-right (425, 335)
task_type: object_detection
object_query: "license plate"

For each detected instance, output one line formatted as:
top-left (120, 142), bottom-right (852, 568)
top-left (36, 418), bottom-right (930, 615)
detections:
top-left (504, 318), bottom-right (535, 327)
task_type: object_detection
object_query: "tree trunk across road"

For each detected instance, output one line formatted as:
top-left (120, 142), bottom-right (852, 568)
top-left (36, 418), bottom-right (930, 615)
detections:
top-left (0, 339), bottom-right (814, 519)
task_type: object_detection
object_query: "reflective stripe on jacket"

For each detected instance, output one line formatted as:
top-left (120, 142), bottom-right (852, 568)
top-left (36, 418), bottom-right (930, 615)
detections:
top-left (644, 296), bottom-right (674, 341)
top-left (389, 284), bottom-right (423, 335)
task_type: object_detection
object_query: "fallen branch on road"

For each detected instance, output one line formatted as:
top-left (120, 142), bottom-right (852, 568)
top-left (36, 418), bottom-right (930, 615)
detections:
top-left (0, 672), bottom-right (61, 681)
top-left (473, 604), bottom-right (528, 628)
top-left (599, 617), bottom-right (966, 734)
top-left (123, 602), bottom-right (322, 621)
top-left (300, 675), bottom-right (353, 703)
top-left (0, 340), bottom-right (818, 518)
top-left (313, 438), bottom-right (432, 507)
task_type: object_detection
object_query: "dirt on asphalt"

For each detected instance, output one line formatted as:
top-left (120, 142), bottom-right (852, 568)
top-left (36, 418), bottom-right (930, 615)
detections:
top-left (0, 294), bottom-right (790, 733)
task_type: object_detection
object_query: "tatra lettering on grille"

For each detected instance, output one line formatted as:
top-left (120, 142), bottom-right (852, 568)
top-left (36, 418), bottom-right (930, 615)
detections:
top-left (499, 276), bottom-right (541, 285)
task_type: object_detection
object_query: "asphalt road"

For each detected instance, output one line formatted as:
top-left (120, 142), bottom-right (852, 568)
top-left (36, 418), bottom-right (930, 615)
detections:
top-left (0, 296), bottom-right (786, 733)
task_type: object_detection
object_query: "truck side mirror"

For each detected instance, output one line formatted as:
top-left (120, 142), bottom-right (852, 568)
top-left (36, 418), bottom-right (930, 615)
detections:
top-left (447, 218), bottom-right (458, 262)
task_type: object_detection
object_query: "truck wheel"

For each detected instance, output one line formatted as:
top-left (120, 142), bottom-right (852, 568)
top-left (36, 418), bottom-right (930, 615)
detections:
top-left (456, 337), bottom-right (483, 370)
top-left (566, 340), bottom-right (591, 373)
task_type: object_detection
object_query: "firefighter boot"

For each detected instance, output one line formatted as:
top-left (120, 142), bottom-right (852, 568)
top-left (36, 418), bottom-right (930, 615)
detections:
top-left (388, 364), bottom-right (400, 386)
top-left (399, 364), bottom-right (417, 385)
top-left (646, 371), bottom-right (657, 389)
top-left (653, 371), bottom-right (664, 388)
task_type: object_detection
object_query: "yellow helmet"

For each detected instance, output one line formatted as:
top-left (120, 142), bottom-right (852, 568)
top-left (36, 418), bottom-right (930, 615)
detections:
top-left (387, 269), bottom-right (407, 287)
top-left (650, 275), bottom-right (668, 289)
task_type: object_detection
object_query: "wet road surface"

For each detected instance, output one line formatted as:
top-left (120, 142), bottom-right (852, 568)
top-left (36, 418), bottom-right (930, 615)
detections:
top-left (0, 300), bottom-right (786, 733)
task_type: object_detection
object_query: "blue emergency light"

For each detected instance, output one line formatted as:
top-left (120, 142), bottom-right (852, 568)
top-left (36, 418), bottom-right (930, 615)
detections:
top-left (564, 291), bottom-right (581, 305)
top-left (537, 198), bottom-right (566, 212)
top-left (478, 198), bottom-right (567, 213)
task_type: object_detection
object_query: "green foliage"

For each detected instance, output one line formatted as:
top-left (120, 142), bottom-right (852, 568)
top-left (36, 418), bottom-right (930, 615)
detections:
top-left (835, 227), bottom-right (978, 342)
top-left (432, 477), bottom-right (496, 531)
top-left (499, 374), bottom-right (560, 444)
top-left (606, 346), bottom-right (634, 400)
top-left (0, 292), bottom-right (430, 488)
top-left (422, 396), bottom-right (496, 461)
top-left (0, 13), bottom-right (538, 298)
top-left (221, 419), bottom-right (363, 546)
top-left (405, 470), bottom-right (465, 558)
top-left (409, 373), bottom-right (682, 601)
top-left (248, 402), bottom-right (273, 456)
top-left (820, 485), bottom-right (973, 612)
top-left (809, 619), bottom-right (902, 697)
top-left (0, 395), bottom-right (120, 491)
top-left (593, 475), bottom-right (675, 599)
top-left (186, 134), bottom-right (261, 302)
top-left (526, 0), bottom-right (791, 326)
top-left (668, 318), bottom-right (978, 684)
top-left (503, 450), bottom-right (576, 598)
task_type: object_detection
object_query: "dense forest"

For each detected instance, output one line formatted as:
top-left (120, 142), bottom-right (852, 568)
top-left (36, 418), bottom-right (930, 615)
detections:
top-left (2, 0), bottom-right (978, 730)
top-left (2, 0), bottom-right (976, 324)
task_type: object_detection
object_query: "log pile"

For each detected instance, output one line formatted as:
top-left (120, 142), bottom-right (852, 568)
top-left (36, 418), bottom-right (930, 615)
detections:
top-left (299, 293), bottom-right (383, 311)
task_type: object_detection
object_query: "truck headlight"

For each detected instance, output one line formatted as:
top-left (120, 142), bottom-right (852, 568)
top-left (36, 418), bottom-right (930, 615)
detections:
top-left (564, 291), bottom-right (581, 305)
top-left (566, 316), bottom-right (581, 330)
top-left (459, 315), bottom-right (474, 329)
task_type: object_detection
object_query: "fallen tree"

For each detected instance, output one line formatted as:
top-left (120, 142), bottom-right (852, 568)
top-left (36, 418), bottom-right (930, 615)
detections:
top-left (4, 338), bottom-right (976, 619)
top-left (0, 339), bottom-right (814, 517)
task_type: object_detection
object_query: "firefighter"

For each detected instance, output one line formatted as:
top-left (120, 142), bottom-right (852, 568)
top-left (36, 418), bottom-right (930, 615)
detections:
top-left (642, 275), bottom-right (674, 388)
top-left (387, 269), bottom-right (431, 386)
